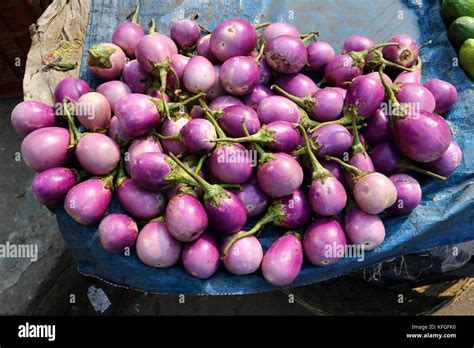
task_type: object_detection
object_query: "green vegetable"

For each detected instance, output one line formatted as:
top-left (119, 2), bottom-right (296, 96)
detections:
top-left (442, 0), bottom-right (474, 23)
top-left (459, 38), bottom-right (474, 79)
top-left (448, 16), bottom-right (474, 47)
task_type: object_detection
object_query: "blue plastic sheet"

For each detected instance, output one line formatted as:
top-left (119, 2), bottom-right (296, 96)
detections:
top-left (57, 0), bottom-right (474, 294)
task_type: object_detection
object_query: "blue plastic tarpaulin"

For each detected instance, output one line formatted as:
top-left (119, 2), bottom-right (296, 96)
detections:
top-left (56, 0), bottom-right (474, 294)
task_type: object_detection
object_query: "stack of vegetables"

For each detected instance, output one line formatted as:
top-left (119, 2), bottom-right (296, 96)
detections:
top-left (443, 0), bottom-right (474, 79)
top-left (11, 6), bottom-right (464, 286)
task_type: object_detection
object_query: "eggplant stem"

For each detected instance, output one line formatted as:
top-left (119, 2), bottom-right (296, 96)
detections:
top-left (155, 133), bottom-right (180, 140)
top-left (347, 107), bottom-right (366, 155)
top-left (241, 117), bottom-right (251, 137)
top-left (199, 98), bottom-right (227, 139)
top-left (168, 152), bottom-right (211, 191)
top-left (297, 123), bottom-right (328, 178)
top-left (194, 154), bottom-right (208, 175)
top-left (403, 162), bottom-right (447, 181)
top-left (168, 65), bottom-right (180, 91)
top-left (419, 40), bottom-right (432, 51)
top-left (114, 158), bottom-right (127, 189)
top-left (148, 18), bottom-right (156, 34)
top-left (301, 31), bottom-right (318, 43)
top-left (253, 22), bottom-right (271, 30)
top-left (324, 155), bottom-right (362, 177)
top-left (308, 114), bottom-right (352, 133)
top-left (101, 167), bottom-right (119, 191)
top-left (270, 84), bottom-right (303, 106)
top-left (221, 207), bottom-right (278, 258)
top-left (192, 14), bottom-right (212, 33)
top-left (240, 118), bottom-right (265, 157)
top-left (366, 42), bottom-right (400, 53)
top-left (254, 42), bottom-right (265, 63)
top-left (63, 100), bottom-right (81, 147)
top-left (131, 2), bottom-right (140, 24)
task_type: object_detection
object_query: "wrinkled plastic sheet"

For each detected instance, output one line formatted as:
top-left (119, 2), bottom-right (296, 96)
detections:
top-left (56, 0), bottom-right (474, 295)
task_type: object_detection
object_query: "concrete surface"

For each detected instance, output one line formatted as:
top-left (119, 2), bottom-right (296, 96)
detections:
top-left (0, 98), bottom-right (69, 315)
top-left (0, 97), bottom-right (472, 316)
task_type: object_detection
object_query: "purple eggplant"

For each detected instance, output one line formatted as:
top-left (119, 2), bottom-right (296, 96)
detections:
top-left (169, 153), bottom-right (247, 235)
top-left (344, 74), bottom-right (385, 119)
top-left (370, 141), bottom-right (448, 180)
top-left (64, 177), bottom-right (113, 225)
top-left (166, 190), bottom-right (208, 242)
top-left (425, 140), bottom-right (463, 177)
top-left (124, 136), bottom-right (163, 174)
top-left (362, 108), bottom-right (391, 146)
top-left (342, 34), bottom-right (374, 54)
top-left (96, 80), bottom-right (131, 112)
top-left (243, 84), bottom-right (274, 109)
top-left (261, 233), bottom-right (303, 286)
top-left (219, 56), bottom-right (260, 96)
top-left (222, 189), bottom-right (310, 257)
top-left (21, 127), bottom-right (70, 172)
top-left (75, 133), bottom-right (120, 176)
top-left (181, 118), bottom-right (217, 154)
top-left (424, 79), bottom-right (458, 114)
top-left (122, 59), bottom-right (153, 93)
top-left (11, 100), bottom-right (56, 136)
top-left (344, 206), bottom-right (385, 250)
top-left (75, 92), bottom-right (112, 131)
top-left (115, 93), bottom-right (160, 136)
top-left (275, 73), bottom-right (318, 98)
top-left (386, 173), bottom-right (422, 214)
top-left (196, 34), bottom-right (218, 64)
top-left (182, 231), bottom-right (220, 279)
top-left (303, 217), bottom-right (347, 266)
top-left (170, 19), bottom-right (200, 49)
top-left (98, 214), bottom-right (138, 253)
top-left (221, 232), bottom-right (263, 275)
top-left (382, 34), bottom-right (419, 68)
top-left (112, 4), bottom-right (144, 57)
top-left (307, 41), bottom-right (335, 72)
top-left (264, 35), bottom-right (307, 74)
top-left (326, 156), bottom-right (397, 215)
top-left (136, 219), bottom-right (182, 268)
top-left (183, 55), bottom-right (216, 93)
top-left (87, 43), bottom-right (126, 80)
top-left (210, 19), bottom-right (257, 61)
top-left (32, 167), bottom-right (77, 206)
top-left (310, 124), bottom-right (352, 158)
top-left (117, 178), bottom-right (166, 220)
top-left (257, 152), bottom-right (304, 198)
top-left (392, 109), bottom-right (451, 163)
top-left (262, 22), bottom-right (300, 44)
top-left (299, 124), bottom-right (347, 216)
top-left (209, 143), bottom-right (253, 184)
top-left (257, 95), bottom-right (301, 124)
top-left (229, 176), bottom-right (270, 217)
top-left (130, 151), bottom-right (194, 190)
top-left (395, 83), bottom-right (436, 113)
top-left (54, 77), bottom-right (90, 104)
top-left (159, 112), bottom-right (190, 155)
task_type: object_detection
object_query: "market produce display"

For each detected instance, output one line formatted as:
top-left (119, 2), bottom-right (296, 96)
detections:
top-left (12, 6), bottom-right (465, 287)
